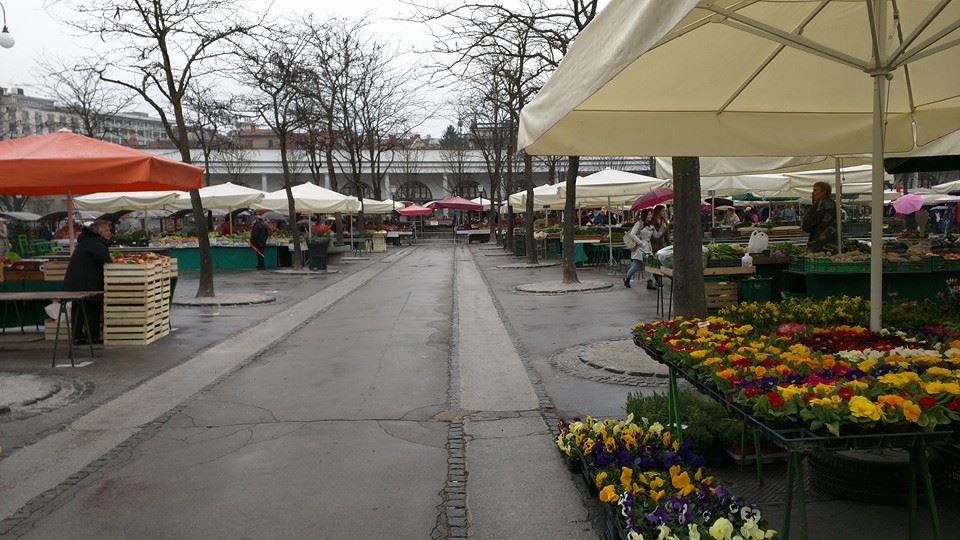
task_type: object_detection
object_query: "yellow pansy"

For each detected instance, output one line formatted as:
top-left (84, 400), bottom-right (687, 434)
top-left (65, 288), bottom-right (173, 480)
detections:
top-left (848, 396), bottom-right (882, 421)
top-left (594, 471), bottom-right (608, 489)
top-left (671, 470), bottom-right (695, 496)
top-left (902, 400), bottom-right (922, 423)
top-left (620, 466), bottom-right (634, 489)
top-left (923, 381), bottom-right (960, 395)
top-left (599, 484), bottom-right (618, 503)
top-left (858, 357), bottom-right (878, 372)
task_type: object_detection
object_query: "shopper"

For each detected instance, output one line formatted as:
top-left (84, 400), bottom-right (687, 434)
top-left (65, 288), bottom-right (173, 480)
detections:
top-left (63, 219), bottom-right (112, 345)
top-left (650, 205), bottom-right (671, 287)
top-left (250, 215), bottom-right (268, 270)
top-left (801, 181), bottom-right (839, 254)
top-left (623, 209), bottom-right (657, 289)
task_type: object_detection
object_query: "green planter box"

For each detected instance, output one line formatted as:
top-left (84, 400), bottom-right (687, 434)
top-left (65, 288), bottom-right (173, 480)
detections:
top-left (740, 277), bottom-right (773, 303)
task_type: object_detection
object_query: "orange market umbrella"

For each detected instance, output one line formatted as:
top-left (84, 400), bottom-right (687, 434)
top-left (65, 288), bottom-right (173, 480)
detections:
top-left (0, 131), bottom-right (202, 248)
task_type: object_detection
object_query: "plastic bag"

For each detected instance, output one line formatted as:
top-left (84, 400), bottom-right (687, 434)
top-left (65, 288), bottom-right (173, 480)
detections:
top-left (657, 245), bottom-right (709, 268)
top-left (747, 230), bottom-right (769, 254)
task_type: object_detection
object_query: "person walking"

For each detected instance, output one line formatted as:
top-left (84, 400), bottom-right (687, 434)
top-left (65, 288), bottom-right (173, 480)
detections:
top-left (801, 181), bottom-right (839, 254)
top-left (623, 209), bottom-right (657, 289)
top-left (63, 219), bottom-right (112, 345)
top-left (650, 205), bottom-right (671, 287)
top-left (250, 216), bottom-right (268, 270)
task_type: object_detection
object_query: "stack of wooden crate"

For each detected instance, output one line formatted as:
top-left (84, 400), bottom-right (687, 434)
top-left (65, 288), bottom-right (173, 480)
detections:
top-left (704, 280), bottom-right (739, 310)
top-left (44, 260), bottom-right (69, 281)
top-left (103, 258), bottom-right (172, 346)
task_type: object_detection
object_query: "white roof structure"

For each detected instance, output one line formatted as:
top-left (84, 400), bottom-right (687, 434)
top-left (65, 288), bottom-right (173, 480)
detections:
top-left (169, 182), bottom-right (265, 211)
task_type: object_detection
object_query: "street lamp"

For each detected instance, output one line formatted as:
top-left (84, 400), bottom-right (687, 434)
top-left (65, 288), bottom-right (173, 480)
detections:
top-left (0, 2), bottom-right (14, 49)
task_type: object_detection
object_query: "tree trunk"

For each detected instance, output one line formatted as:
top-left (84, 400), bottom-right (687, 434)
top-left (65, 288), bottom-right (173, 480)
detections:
top-left (280, 138), bottom-right (302, 270)
top-left (506, 209), bottom-right (515, 252)
top-left (672, 157), bottom-right (706, 318)
top-left (523, 153), bottom-right (538, 264)
top-left (561, 156), bottom-right (580, 284)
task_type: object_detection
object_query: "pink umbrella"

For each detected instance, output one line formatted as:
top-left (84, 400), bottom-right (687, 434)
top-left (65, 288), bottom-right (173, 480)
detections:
top-left (631, 187), bottom-right (673, 211)
top-left (891, 193), bottom-right (924, 215)
top-left (398, 203), bottom-right (433, 217)
top-left (430, 196), bottom-right (483, 211)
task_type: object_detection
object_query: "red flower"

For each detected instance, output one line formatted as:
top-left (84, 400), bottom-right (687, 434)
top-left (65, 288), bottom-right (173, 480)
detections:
top-left (838, 387), bottom-right (854, 400)
top-left (947, 399), bottom-right (960, 413)
top-left (802, 393), bottom-right (817, 403)
top-left (744, 387), bottom-right (761, 397)
top-left (919, 396), bottom-right (938, 408)
top-left (766, 391), bottom-right (785, 408)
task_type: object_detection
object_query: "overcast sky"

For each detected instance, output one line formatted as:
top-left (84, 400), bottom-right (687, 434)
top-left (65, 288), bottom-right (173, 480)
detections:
top-left (0, 0), bottom-right (458, 137)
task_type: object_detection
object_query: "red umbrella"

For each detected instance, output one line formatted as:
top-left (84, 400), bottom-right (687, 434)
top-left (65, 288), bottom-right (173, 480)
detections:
top-left (430, 196), bottom-right (483, 211)
top-left (0, 131), bottom-right (202, 195)
top-left (398, 204), bottom-right (434, 217)
top-left (630, 187), bottom-right (673, 211)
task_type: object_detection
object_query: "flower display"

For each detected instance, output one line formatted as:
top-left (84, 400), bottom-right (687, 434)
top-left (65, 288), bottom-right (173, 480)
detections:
top-left (633, 313), bottom-right (960, 436)
top-left (557, 416), bottom-right (776, 540)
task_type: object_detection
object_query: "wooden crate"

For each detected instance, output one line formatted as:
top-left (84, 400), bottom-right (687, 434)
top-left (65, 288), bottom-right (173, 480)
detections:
top-left (44, 319), bottom-right (71, 341)
top-left (103, 258), bottom-right (171, 346)
top-left (44, 260), bottom-right (69, 281)
top-left (705, 281), bottom-right (739, 310)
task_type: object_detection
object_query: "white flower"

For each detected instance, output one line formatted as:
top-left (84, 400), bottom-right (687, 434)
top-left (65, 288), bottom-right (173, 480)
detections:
top-left (649, 422), bottom-right (664, 436)
top-left (688, 524), bottom-right (701, 540)
top-left (627, 531), bottom-right (645, 540)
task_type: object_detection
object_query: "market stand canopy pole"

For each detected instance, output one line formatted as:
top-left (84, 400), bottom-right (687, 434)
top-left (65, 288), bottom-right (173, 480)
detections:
top-left (518, 0), bottom-right (960, 331)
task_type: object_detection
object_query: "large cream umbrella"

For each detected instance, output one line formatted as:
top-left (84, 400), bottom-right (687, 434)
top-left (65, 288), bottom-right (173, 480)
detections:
top-left (168, 182), bottom-right (266, 234)
top-left (519, 0), bottom-right (960, 330)
top-left (259, 182), bottom-right (360, 214)
top-left (558, 169), bottom-right (669, 266)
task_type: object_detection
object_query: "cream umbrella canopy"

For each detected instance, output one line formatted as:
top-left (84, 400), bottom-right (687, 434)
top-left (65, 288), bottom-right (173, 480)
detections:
top-left (519, 0), bottom-right (960, 330)
top-left (258, 183), bottom-right (360, 214)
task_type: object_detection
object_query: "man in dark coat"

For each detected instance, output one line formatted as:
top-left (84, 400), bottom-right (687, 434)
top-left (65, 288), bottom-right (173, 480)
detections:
top-left (250, 216), bottom-right (268, 270)
top-left (802, 181), bottom-right (839, 254)
top-left (63, 220), bottom-right (112, 344)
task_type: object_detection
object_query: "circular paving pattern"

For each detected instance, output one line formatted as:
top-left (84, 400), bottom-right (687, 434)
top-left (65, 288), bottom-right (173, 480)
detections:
top-left (550, 339), bottom-right (669, 387)
top-left (173, 293), bottom-right (276, 306)
top-left (0, 372), bottom-right (94, 420)
top-left (515, 280), bottom-right (613, 294)
top-left (495, 262), bottom-right (561, 269)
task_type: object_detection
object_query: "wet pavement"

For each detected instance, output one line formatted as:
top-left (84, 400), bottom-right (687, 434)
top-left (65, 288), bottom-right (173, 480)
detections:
top-left (0, 242), bottom-right (957, 539)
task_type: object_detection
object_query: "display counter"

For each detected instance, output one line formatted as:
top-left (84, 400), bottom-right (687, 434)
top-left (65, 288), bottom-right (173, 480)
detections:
top-left (167, 246), bottom-right (278, 270)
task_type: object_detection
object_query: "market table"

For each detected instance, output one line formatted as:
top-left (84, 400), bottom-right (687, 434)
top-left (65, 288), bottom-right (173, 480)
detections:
top-left (455, 229), bottom-right (491, 243)
top-left (647, 265), bottom-right (756, 318)
top-left (166, 245), bottom-right (278, 270)
top-left (784, 268), bottom-right (960, 301)
top-left (386, 231), bottom-right (414, 245)
top-left (639, 343), bottom-right (954, 540)
top-left (0, 290), bottom-right (103, 366)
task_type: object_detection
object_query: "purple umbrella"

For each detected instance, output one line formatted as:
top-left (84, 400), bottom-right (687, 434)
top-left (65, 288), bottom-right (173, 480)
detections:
top-left (891, 193), bottom-right (923, 215)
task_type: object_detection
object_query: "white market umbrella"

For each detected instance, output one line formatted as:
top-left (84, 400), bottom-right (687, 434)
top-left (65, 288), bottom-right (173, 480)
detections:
top-left (259, 182), bottom-right (360, 214)
top-left (557, 169), bottom-right (669, 267)
top-left (519, 0), bottom-right (960, 330)
top-left (74, 191), bottom-right (182, 212)
top-left (169, 182), bottom-right (265, 210)
top-left (168, 182), bottom-right (267, 234)
top-left (357, 198), bottom-right (398, 215)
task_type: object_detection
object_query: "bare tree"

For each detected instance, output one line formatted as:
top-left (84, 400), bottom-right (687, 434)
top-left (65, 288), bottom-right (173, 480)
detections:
top-left (39, 58), bottom-right (133, 139)
top-left (409, 0), bottom-right (600, 267)
top-left (184, 84), bottom-right (241, 187)
top-left (62, 0), bottom-right (259, 297)
top-left (218, 140), bottom-right (252, 185)
top-left (236, 24), bottom-right (309, 269)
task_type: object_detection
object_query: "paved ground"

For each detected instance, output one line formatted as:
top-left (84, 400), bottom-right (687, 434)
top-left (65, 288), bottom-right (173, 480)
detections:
top-left (0, 242), bottom-right (957, 539)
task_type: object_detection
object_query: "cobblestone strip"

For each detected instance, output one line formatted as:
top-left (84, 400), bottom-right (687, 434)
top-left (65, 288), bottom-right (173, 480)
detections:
top-left (0, 248), bottom-right (417, 538)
